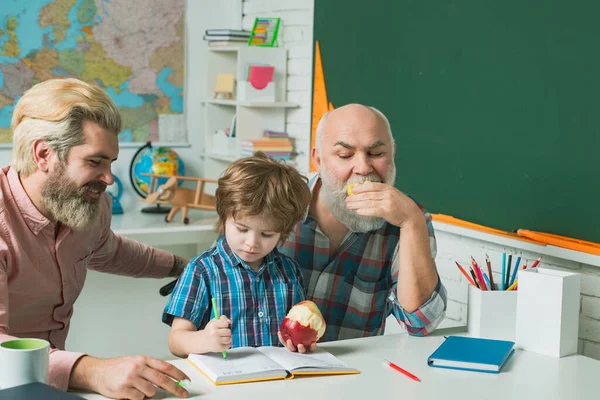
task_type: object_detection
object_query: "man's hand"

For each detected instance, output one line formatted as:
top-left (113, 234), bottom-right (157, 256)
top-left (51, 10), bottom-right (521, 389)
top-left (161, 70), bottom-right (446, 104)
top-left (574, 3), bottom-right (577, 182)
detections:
top-left (277, 331), bottom-right (317, 353)
top-left (70, 355), bottom-right (190, 400)
top-left (203, 315), bottom-right (232, 353)
top-left (345, 182), bottom-right (423, 228)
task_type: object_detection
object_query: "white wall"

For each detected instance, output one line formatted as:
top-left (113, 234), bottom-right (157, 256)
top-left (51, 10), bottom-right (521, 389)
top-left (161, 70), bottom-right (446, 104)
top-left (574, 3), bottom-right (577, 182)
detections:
top-left (242, 0), bottom-right (314, 174)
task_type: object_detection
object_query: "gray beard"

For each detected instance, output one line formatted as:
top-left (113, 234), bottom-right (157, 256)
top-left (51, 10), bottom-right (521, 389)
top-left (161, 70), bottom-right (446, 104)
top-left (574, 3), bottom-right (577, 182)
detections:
top-left (40, 163), bottom-right (104, 230)
top-left (319, 165), bottom-right (396, 233)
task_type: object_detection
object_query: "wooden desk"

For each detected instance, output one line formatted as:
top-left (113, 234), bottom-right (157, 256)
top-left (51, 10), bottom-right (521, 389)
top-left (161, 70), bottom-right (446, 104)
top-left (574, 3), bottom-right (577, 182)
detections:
top-left (77, 332), bottom-right (599, 400)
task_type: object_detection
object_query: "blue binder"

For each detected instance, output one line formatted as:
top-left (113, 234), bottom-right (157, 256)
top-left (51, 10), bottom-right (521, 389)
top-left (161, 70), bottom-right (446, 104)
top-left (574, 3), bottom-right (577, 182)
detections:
top-left (427, 336), bottom-right (515, 373)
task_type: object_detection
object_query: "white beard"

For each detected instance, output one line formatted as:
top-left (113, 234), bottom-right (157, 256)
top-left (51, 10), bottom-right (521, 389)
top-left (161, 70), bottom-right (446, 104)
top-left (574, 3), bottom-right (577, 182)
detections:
top-left (319, 164), bottom-right (396, 233)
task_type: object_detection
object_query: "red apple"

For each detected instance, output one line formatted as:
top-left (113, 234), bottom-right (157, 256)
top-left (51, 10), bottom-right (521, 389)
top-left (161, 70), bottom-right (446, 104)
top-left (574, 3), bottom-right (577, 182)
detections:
top-left (280, 300), bottom-right (326, 347)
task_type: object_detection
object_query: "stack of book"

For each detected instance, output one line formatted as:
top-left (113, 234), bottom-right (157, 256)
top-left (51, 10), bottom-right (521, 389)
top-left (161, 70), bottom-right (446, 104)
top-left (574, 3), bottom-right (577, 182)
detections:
top-left (203, 29), bottom-right (250, 47)
top-left (240, 131), bottom-right (292, 160)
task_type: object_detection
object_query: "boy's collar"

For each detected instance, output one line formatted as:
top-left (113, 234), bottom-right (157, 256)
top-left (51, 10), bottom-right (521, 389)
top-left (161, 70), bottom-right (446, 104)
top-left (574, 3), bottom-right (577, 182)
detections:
top-left (217, 237), bottom-right (280, 271)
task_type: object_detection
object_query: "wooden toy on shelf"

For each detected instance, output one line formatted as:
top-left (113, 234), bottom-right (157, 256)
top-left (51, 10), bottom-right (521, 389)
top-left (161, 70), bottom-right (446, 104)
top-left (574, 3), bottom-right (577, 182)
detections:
top-left (143, 174), bottom-right (217, 224)
top-left (213, 73), bottom-right (235, 99)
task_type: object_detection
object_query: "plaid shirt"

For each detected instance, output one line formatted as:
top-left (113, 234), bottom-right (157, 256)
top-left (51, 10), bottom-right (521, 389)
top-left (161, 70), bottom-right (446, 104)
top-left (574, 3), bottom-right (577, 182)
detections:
top-left (163, 237), bottom-right (305, 347)
top-left (279, 174), bottom-right (447, 341)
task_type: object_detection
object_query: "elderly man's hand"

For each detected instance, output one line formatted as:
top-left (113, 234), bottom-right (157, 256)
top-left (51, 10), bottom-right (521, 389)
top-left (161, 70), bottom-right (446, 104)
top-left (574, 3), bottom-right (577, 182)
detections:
top-left (345, 182), bottom-right (423, 228)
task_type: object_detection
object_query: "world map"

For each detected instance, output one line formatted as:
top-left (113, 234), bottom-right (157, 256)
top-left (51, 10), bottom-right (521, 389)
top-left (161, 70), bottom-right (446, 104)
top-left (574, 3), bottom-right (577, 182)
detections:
top-left (0, 0), bottom-right (184, 143)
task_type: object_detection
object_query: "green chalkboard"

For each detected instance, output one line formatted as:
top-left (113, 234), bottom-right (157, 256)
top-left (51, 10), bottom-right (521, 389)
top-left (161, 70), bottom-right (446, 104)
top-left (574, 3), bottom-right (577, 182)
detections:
top-left (314, 0), bottom-right (600, 242)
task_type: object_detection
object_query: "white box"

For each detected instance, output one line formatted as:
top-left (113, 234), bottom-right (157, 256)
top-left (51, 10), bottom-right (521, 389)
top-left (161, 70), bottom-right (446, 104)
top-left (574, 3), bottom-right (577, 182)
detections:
top-left (237, 81), bottom-right (276, 102)
top-left (212, 130), bottom-right (236, 155)
top-left (515, 268), bottom-right (581, 357)
top-left (467, 285), bottom-right (518, 341)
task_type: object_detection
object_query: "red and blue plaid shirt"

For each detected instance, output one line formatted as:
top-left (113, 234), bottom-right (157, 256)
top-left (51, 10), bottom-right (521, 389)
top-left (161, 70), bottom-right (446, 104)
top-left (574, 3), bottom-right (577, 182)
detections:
top-left (163, 237), bottom-right (306, 347)
top-left (279, 174), bottom-right (447, 341)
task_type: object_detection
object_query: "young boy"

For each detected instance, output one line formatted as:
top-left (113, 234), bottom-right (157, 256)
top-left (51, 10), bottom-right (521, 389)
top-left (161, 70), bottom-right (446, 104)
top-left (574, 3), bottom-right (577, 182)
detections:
top-left (163, 152), bottom-right (312, 358)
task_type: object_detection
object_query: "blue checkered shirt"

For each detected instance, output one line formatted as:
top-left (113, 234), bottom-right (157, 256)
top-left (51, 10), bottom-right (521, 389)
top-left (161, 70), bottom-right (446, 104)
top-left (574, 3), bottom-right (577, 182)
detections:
top-left (163, 237), bottom-right (306, 347)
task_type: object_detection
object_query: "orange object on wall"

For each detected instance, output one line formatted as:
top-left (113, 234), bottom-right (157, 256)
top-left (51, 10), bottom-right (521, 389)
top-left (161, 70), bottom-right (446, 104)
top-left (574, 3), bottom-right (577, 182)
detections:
top-left (517, 229), bottom-right (600, 256)
top-left (432, 214), bottom-right (544, 245)
top-left (310, 41), bottom-right (333, 172)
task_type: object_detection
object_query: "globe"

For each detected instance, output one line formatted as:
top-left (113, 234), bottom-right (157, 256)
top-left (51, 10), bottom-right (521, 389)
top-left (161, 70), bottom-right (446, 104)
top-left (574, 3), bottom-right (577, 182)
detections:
top-left (130, 143), bottom-right (185, 198)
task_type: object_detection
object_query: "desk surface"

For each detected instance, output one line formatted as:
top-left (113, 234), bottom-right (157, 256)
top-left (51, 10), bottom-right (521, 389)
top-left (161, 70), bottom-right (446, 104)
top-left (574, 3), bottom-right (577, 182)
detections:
top-left (78, 332), bottom-right (599, 400)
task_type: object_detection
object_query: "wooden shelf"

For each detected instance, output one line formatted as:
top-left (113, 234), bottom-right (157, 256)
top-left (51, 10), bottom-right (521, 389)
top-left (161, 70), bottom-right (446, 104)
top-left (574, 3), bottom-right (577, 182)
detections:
top-left (207, 46), bottom-right (244, 52)
top-left (204, 99), bottom-right (298, 108)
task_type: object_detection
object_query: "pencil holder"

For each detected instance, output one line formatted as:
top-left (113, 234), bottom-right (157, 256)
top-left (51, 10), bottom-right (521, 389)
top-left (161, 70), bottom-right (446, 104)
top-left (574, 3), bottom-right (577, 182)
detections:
top-left (515, 268), bottom-right (581, 357)
top-left (467, 285), bottom-right (518, 341)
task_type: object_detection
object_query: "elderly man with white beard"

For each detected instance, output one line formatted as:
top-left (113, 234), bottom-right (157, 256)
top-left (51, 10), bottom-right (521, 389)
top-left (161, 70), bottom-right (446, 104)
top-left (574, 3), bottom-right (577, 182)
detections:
top-left (0, 78), bottom-right (191, 399)
top-left (279, 104), bottom-right (447, 347)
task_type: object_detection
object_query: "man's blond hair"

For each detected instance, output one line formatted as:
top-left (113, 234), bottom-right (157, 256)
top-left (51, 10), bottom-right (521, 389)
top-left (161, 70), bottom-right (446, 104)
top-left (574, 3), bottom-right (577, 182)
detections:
top-left (215, 152), bottom-right (311, 242)
top-left (11, 78), bottom-right (122, 177)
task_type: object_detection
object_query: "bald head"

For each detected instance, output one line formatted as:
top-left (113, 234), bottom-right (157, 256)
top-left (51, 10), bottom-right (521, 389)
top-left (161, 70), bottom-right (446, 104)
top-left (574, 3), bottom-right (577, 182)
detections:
top-left (315, 104), bottom-right (394, 154)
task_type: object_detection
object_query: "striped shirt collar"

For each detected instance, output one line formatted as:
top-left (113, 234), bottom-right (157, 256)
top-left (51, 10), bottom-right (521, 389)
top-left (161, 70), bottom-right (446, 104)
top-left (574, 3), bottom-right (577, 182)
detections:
top-left (215, 236), bottom-right (280, 275)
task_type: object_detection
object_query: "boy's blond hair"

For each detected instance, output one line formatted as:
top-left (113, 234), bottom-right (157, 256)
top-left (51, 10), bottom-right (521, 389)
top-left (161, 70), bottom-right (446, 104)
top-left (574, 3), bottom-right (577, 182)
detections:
top-left (216, 152), bottom-right (311, 241)
top-left (11, 78), bottom-right (122, 177)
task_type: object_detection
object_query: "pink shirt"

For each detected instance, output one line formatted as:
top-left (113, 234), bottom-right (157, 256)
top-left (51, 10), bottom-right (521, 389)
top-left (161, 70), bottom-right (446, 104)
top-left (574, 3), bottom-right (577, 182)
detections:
top-left (0, 166), bottom-right (174, 389)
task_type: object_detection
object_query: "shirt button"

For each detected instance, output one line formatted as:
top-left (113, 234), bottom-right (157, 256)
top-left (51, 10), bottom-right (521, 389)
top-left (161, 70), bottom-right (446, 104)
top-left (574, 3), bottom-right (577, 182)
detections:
top-left (258, 311), bottom-right (264, 318)
top-left (255, 277), bottom-right (260, 282)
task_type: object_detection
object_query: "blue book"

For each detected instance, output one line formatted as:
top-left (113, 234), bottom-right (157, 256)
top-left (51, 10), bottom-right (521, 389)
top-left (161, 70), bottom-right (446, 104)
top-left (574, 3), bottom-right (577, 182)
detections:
top-left (427, 336), bottom-right (515, 373)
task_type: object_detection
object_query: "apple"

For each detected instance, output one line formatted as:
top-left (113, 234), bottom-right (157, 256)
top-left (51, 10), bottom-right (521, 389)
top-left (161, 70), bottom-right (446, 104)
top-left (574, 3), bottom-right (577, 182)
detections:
top-left (346, 182), bottom-right (362, 196)
top-left (280, 300), bottom-right (326, 347)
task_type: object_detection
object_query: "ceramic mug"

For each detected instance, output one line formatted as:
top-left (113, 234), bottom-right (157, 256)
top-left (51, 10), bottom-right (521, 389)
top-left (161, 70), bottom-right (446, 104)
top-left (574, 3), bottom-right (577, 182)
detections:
top-left (0, 338), bottom-right (50, 390)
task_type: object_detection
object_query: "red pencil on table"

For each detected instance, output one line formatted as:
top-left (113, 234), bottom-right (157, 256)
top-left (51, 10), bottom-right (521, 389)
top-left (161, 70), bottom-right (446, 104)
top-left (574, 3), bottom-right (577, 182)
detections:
top-left (455, 261), bottom-right (477, 287)
top-left (530, 256), bottom-right (542, 269)
top-left (384, 359), bottom-right (421, 382)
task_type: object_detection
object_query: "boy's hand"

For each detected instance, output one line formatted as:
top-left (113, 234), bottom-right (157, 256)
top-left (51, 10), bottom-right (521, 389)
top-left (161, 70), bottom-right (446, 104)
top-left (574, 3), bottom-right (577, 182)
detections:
top-left (277, 331), bottom-right (317, 353)
top-left (203, 315), bottom-right (232, 353)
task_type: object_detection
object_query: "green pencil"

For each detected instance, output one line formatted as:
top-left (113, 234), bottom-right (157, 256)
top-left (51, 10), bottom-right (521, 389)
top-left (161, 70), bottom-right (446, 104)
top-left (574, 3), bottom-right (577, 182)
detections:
top-left (211, 298), bottom-right (227, 359)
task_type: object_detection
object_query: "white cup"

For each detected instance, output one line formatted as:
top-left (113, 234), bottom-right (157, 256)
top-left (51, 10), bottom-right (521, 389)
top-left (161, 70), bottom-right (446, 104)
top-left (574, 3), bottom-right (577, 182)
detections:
top-left (0, 338), bottom-right (50, 389)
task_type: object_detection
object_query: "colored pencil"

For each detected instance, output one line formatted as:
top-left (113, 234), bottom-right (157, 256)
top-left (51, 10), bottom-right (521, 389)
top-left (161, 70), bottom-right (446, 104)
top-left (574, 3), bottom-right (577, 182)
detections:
top-left (505, 253), bottom-right (512, 289)
top-left (469, 268), bottom-right (480, 289)
top-left (509, 256), bottom-right (521, 287)
top-left (211, 298), bottom-right (227, 359)
top-left (455, 262), bottom-right (476, 287)
top-left (501, 252), bottom-right (506, 290)
top-left (485, 254), bottom-right (495, 290)
top-left (530, 255), bottom-right (543, 269)
top-left (483, 272), bottom-right (492, 290)
top-left (384, 359), bottom-right (420, 382)
top-left (471, 257), bottom-right (488, 290)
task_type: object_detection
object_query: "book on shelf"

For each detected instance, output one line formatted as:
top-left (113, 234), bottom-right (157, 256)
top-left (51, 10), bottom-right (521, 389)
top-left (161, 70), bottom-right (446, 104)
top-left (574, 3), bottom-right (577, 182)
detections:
top-left (203, 34), bottom-right (249, 42)
top-left (187, 346), bottom-right (359, 385)
top-left (205, 29), bottom-right (251, 37)
top-left (264, 130), bottom-right (289, 138)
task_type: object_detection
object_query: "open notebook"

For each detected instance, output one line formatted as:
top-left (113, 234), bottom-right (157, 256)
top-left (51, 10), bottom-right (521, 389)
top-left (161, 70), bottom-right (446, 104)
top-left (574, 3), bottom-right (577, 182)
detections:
top-left (187, 346), bottom-right (359, 385)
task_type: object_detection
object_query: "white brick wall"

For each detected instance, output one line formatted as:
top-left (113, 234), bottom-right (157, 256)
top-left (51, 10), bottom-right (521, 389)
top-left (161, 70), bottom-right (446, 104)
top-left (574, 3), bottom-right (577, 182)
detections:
top-left (433, 222), bottom-right (600, 361)
top-left (242, 0), bottom-right (314, 174)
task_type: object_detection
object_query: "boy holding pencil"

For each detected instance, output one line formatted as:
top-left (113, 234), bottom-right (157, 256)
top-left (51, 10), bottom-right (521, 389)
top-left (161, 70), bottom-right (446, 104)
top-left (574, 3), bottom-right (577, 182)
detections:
top-left (162, 153), bottom-right (312, 357)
